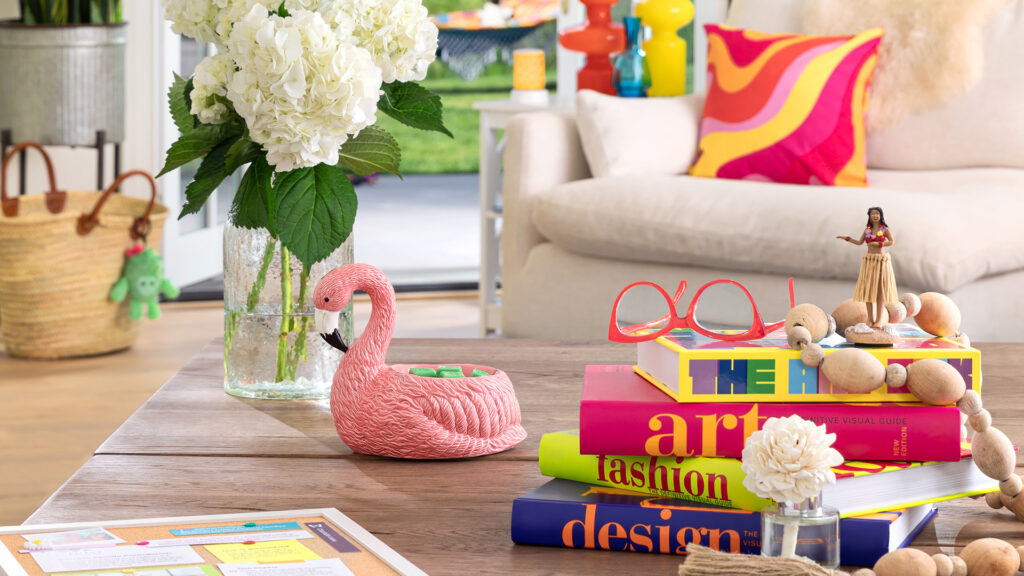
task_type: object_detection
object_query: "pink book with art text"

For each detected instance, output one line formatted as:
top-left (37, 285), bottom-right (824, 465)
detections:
top-left (579, 365), bottom-right (964, 462)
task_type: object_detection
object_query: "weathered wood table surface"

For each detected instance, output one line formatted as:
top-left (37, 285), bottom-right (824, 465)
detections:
top-left (26, 340), bottom-right (1024, 574)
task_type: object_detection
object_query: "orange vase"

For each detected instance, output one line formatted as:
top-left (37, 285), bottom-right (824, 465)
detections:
top-left (558, 0), bottom-right (626, 95)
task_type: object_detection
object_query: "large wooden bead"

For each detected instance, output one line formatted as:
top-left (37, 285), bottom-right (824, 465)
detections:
top-left (933, 553), bottom-right (953, 576)
top-left (950, 556), bottom-right (967, 576)
top-left (1017, 546), bottom-right (1024, 572)
top-left (885, 301), bottom-right (908, 323)
top-left (800, 342), bottom-right (825, 367)
top-left (833, 298), bottom-right (888, 333)
top-left (886, 363), bottom-right (907, 389)
top-left (1004, 494), bottom-right (1024, 522)
top-left (999, 475), bottom-right (1022, 497)
top-left (821, 348), bottom-right (886, 393)
top-left (787, 325), bottom-right (812, 349)
top-left (985, 491), bottom-right (1006, 509)
top-left (952, 332), bottom-right (971, 348)
top-left (785, 303), bottom-right (831, 342)
top-left (958, 390), bottom-right (983, 416)
top-left (969, 409), bottom-right (992, 433)
top-left (906, 359), bottom-right (966, 405)
top-left (972, 427), bottom-right (1016, 481)
top-left (901, 292), bottom-right (922, 317)
top-left (874, 548), bottom-right (937, 576)
top-left (916, 292), bottom-right (962, 337)
top-left (960, 538), bottom-right (1018, 576)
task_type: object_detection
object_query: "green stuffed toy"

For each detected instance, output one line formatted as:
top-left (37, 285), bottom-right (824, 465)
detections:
top-left (110, 245), bottom-right (179, 320)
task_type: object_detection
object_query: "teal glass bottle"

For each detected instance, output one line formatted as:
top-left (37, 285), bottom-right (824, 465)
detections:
top-left (613, 17), bottom-right (651, 97)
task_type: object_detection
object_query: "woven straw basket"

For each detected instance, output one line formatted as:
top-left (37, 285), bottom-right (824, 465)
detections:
top-left (0, 143), bottom-right (168, 359)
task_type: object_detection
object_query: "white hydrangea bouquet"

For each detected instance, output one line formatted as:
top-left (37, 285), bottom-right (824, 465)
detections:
top-left (160, 0), bottom-right (448, 269)
top-left (160, 0), bottom-right (448, 386)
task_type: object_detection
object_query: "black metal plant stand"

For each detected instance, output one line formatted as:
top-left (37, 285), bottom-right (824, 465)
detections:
top-left (1, 129), bottom-right (121, 195)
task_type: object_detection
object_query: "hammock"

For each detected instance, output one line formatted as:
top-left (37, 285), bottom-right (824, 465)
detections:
top-left (433, 0), bottom-right (559, 80)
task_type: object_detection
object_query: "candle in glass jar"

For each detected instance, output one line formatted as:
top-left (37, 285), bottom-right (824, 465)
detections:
top-left (513, 48), bottom-right (546, 91)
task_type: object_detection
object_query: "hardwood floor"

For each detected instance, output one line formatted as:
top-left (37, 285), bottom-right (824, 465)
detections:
top-left (0, 294), bottom-right (480, 525)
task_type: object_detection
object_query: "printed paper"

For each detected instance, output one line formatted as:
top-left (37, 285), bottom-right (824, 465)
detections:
top-left (30, 545), bottom-right (203, 573)
top-left (54, 565), bottom-right (219, 576)
top-left (141, 529), bottom-right (312, 547)
top-left (21, 527), bottom-right (124, 548)
top-left (205, 539), bottom-right (321, 563)
top-left (217, 559), bottom-right (355, 576)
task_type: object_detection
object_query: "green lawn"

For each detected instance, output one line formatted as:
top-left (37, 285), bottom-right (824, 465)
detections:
top-left (382, 57), bottom-right (557, 174)
top-left (378, 91), bottom-right (508, 174)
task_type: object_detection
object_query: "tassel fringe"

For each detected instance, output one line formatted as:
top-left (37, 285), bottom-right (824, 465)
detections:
top-left (677, 545), bottom-right (850, 576)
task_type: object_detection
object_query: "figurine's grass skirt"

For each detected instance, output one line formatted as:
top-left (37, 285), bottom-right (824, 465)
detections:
top-left (854, 253), bottom-right (898, 303)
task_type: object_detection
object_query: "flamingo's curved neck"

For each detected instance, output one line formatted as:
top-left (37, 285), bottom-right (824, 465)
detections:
top-left (343, 269), bottom-right (396, 381)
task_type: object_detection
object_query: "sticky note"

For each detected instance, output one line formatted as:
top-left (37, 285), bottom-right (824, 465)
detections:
top-left (205, 540), bottom-right (320, 564)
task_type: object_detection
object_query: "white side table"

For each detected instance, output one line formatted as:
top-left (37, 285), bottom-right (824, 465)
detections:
top-left (472, 97), bottom-right (558, 336)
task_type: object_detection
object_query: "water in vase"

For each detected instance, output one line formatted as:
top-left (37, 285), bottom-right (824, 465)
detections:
top-left (223, 223), bottom-right (352, 400)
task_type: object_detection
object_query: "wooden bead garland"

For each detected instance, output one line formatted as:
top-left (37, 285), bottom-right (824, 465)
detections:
top-left (782, 295), bottom-right (1024, 527)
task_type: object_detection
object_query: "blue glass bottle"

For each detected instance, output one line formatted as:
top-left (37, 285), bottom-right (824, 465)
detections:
top-left (612, 17), bottom-right (651, 97)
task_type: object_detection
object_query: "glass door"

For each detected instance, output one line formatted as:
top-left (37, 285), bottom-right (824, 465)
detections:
top-left (156, 24), bottom-right (240, 288)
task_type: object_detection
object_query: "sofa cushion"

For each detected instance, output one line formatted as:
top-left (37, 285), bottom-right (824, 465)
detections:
top-left (690, 24), bottom-right (881, 186)
top-left (727, 0), bottom-right (1024, 170)
top-left (575, 90), bottom-right (703, 178)
top-left (530, 169), bottom-right (1024, 293)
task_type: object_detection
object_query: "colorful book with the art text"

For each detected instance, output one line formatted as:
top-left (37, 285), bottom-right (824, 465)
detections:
top-left (510, 478), bottom-right (937, 566)
top-left (580, 365), bottom-right (964, 461)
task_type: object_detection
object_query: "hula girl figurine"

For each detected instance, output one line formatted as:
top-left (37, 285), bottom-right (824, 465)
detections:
top-left (836, 207), bottom-right (897, 328)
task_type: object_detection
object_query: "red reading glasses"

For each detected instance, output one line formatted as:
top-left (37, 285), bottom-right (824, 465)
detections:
top-left (608, 278), bottom-right (796, 342)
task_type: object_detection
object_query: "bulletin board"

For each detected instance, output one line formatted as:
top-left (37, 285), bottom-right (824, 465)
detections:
top-left (0, 509), bottom-right (424, 576)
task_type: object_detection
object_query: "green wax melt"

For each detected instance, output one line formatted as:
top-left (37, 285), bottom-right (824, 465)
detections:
top-left (410, 368), bottom-right (438, 377)
top-left (470, 369), bottom-right (489, 377)
top-left (438, 369), bottom-right (464, 378)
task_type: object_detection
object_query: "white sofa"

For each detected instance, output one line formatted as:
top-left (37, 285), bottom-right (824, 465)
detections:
top-left (500, 0), bottom-right (1024, 341)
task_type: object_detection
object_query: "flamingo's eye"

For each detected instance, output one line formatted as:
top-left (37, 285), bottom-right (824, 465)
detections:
top-left (324, 297), bottom-right (330, 302)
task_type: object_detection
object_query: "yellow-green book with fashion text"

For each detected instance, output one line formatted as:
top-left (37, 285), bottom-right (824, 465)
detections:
top-left (538, 430), bottom-right (996, 518)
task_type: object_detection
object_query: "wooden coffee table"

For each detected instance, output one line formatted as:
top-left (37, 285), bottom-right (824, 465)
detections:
top-left (25, 340), bottom-right (1024, 574)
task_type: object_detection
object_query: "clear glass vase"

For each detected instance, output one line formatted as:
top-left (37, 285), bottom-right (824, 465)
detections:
top-left (760, 492), bottom-right (840, 569)
top-left (223, 223), bottom-right (353, 399)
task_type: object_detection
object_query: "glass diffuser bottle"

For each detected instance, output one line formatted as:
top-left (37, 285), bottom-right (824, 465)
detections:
top-left (760, 491), bottom-right (840, 569)
top-left (613, 17), bottom-right (650, 97)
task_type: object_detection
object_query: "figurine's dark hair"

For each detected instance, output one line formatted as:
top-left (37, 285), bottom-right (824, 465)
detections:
top-left (865, 207), bottom-right (888, 228)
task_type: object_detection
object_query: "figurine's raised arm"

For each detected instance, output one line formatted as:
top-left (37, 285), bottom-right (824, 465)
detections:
top-left (836, 232), bottom-right (866, 245)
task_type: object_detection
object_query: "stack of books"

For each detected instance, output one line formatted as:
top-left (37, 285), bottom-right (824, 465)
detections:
top-left (511, 324), bottom-right (996, 566)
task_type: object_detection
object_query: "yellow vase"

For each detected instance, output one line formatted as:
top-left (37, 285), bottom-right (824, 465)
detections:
top-left (635, 0), bottom-right (694, 97)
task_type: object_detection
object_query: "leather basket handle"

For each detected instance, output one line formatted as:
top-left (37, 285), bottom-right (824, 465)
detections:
top-left (1, 142), bottom-right (66, 217)
top-left (77, 170), bottom-right (158, 240)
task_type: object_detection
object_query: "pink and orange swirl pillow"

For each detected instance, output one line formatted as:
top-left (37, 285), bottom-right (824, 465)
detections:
top-left (690, 25), bottom-right (883, 187)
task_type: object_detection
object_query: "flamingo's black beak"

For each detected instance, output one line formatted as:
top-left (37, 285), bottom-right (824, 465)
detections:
top-left (320, 329), bottom-right (348, 352)
top-left (315, 309), bottom-right (347, 352)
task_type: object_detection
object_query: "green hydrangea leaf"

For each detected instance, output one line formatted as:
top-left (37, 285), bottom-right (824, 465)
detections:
top-left (378, 82), bottom-right (453, 138)
top-left (179, 136), bottom-right (239, 218)
top-left (225, 137), bottom-right (264, 175)
top-left (159, 123), bottom-right (242, 177)
top-left (273, 164), bottom-right (357, 268)
top-left (168, 72), bottom-right (195, 134)
top-left (230, 156), bottom-right (275, 235)
top-left (337, 126), bottom-right (402, 177)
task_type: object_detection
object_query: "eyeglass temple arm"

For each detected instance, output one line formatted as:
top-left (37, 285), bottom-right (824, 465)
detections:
top-left (788, 277), bottom-right (795, 308)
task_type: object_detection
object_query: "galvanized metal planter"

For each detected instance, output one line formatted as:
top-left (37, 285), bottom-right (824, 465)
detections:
top-left (0, 22), bottom-right (126, 146)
